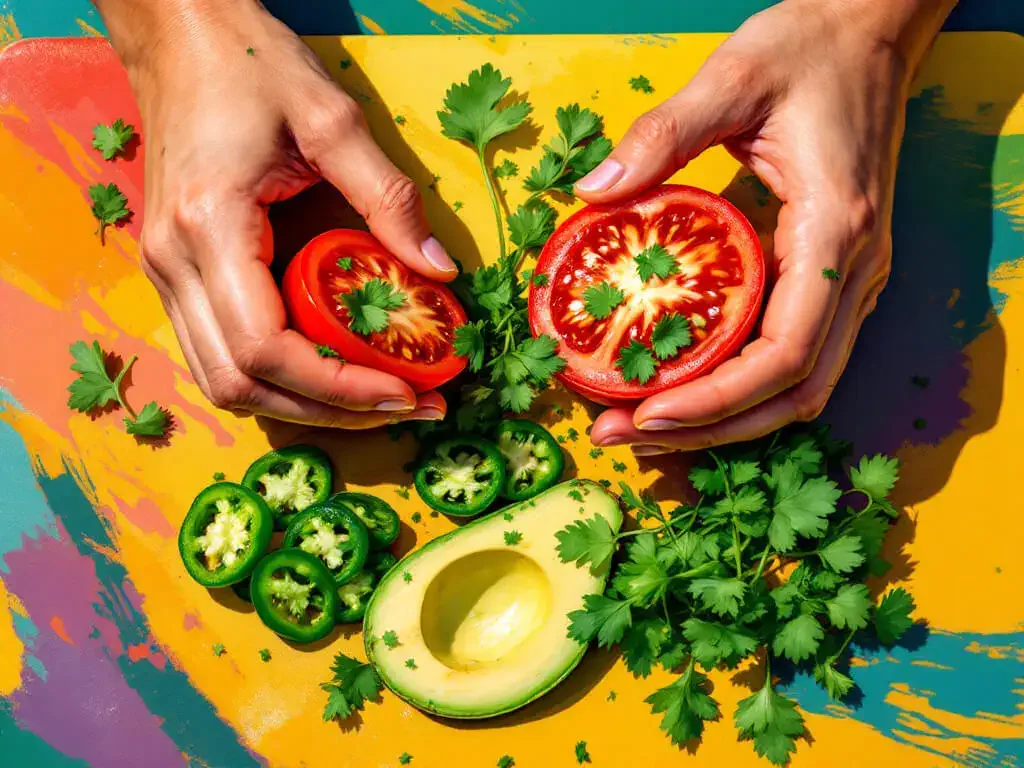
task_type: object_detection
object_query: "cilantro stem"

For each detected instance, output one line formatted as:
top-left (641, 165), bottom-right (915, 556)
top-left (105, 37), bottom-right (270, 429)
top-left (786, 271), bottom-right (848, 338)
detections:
top-left (477, 148), bottom-right (507, 264)
top-left (708, 451), bottom-right (743, 576)
top-left (751, 542), bottom-right (773, 583)
top-left (113, 354), bottom-right (139, 419)
top-left (832, 629), bottom-right (857, 661)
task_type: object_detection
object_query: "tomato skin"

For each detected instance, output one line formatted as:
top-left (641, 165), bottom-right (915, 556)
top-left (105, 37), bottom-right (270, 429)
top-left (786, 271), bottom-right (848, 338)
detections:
top-left (528, 185), bottom-right (765, 405)
top-left (283, 229), bottom-right (468, 392)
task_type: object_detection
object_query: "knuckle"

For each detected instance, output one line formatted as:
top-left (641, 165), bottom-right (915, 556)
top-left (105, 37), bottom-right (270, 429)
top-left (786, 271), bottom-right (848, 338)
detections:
top-left (629, 108), bottom-right (680, 150)
top-left (713, 53), bottom-right (758, 98)
top-left (778, 341), bottom-right (815, 384)
top-left (844, 195), bottom-right (877, 242)
top-left (372, 174), bottom-right (422, 221)
top-left (299, 99), bottom-right (364, 154)
top-left (140, 222), bottom-right (178, 278)
top-left (206, 368), bottom-right (258, 411)
top-left (792, 387), bottom-right (828, 423)
top-left (172, 189), bottom-right (223, 238)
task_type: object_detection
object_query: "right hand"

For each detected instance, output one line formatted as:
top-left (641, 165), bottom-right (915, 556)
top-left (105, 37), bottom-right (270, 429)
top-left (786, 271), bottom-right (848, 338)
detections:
top-left (111, 0), bottom-right (456, 428)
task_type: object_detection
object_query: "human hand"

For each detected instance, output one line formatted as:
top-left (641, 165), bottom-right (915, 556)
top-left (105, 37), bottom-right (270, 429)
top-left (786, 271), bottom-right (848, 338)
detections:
top-left (99, 0), bottom-right (457, 428)
top-left (581, 0), bottom-right (956, 453)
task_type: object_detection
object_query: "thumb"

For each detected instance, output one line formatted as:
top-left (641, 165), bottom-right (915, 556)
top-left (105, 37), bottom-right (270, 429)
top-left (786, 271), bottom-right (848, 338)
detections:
top-left (292, 93), bottom-right (458, 282)
top-left (575, 68), bottom-right (756, 203)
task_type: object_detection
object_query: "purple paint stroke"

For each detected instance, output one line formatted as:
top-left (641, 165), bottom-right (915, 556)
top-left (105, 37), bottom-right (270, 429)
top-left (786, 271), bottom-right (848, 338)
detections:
top-left (5, 520), bottom-right (188, 768)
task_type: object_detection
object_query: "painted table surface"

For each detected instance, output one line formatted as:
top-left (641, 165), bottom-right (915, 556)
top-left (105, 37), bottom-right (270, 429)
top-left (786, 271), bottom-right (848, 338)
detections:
top-left (0, 0), bottom-right (1022, 39)
top-left (0, 28), bottom-right (1022, 768)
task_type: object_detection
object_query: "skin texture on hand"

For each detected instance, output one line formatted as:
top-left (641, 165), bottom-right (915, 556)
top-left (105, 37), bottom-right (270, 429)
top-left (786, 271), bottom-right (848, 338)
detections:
top-left (94, 0), bottom-right (457, 428)
top-left (580, 0), bottom-right (958, 454)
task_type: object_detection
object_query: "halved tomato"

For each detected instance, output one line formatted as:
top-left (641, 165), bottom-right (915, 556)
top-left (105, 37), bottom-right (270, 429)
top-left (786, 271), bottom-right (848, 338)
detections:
top-left (528, 185), bottom-right (765, 405)
top-left (283, 229), bottom-right (468, 392)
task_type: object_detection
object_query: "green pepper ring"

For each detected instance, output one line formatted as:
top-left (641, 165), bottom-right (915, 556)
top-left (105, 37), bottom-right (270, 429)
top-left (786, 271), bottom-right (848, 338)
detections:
top-left (250, 548), bottom-right (338, 643)
top-left (330, 492), bottom-right (400, 550)
top-left (178, 482), bottom-right (274, 588)
top-left (242, 444), bottom-right (334, 531)
top-left (413, 436), bottom-right (508, 517)
top-left (335, 551), bottom-right (399, 623)
top-left (495, 419), bottom-right (565, 501)
top-left (283, 501), bottom-right (370, 585)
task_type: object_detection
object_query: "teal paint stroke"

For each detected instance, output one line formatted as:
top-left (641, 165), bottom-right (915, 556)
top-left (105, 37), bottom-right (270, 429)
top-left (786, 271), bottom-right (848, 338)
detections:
top-left (0, 391), bottom-right (262, 768)
top-left (782, 628), bottom-right (1024, 767)
top-left (0, 391), bottom-right (62, 568)
top-left (3, 0), bottom-right (1020, 39)
top-left (0, 700), bottom-right (88, 768)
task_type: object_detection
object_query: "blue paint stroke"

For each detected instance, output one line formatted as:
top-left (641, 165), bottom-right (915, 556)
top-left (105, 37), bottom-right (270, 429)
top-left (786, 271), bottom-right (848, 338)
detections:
top-left (783, 628), bottom-right (1024, 767)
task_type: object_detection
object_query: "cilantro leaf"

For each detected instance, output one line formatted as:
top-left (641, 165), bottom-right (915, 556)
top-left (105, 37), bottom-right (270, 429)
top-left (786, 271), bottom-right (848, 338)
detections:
top-left (772, 614), bottom-right (824, 662)
top-left (622, 618), bottom-right (669, 678)
top-left (813, 661), bottom-right (855, 701)
top-left (730, 460), bottom-right (761, 486)
top-left (382, 630), bottom-right (399, 649)
top-left (575, 741), bottom-right (591, 765)
top-left (508, 200), bottom-right (556, 250)
top-left (67, 340), bottom-right (128, 412)
top-left (651, 313), bottom-right (692, 360)
top-left (89, 182), bottom-right (130, 242)
top-left (315, 344), bottom-right (340, 358)
top-left (453, 321), bottom-right (486, 371)
top-left (336, 257), bottom-right (352, 270)
top-left (438, 64), bottom-right (531, 151)
top-left (321, 652), bottom-right (382, 721)
top-left (822, 268), bottom-right (841, 281)
top-left (533, 273), bottom-right (549, 287)
top-left (874, 587), bottom-right (915, 645)
top-left (124, 401), bottom-right (169, 438)
top-left (494, 159), bottom-right (519, 178)
top-left (513, 334), bottom-right (565, 381)
top-left (825, 584), bottom-right (871, 630)
top-left (690, 465), bottom-right (726, 495)
top-left (259, 648), bottom-right (271, 662)
top-left (735, 683), bottom-right (805, 766)
top-left (617, 341), bottom-right (658, 384)
top-left (688, 578), bottom-right (747, 619)
top-left (504, 530), bottom-right (523, 546)
top-left (567, 593), bottom-right (632, 647)
top-left (818, 535), bottom-right (865, 573)
top-left (645, 663), bottom-right (720, 745)
top-left (850, 455), bottom-right (900, 500)
top-left (497, 757), bottom-right (515, 768)
top-left (398, 753), bottom-right (412, 765)
top-left (769, 462), bottom-right (840, 551)
top-left (92, 118), bottom-right (135, 160)
top-left (629, 75), bottom-right (655, 94)
top-left (524, 153), bottom-right (563, 192)
top-left (683, 618), bottom-right (758, 668)
top-left (583, 282), bottom-right (625, 319)
top-left (634, 244), bottom-right (679, 281)
top-left (556, 514), bottom-right (616, 573)
top-left (556, 103), bottom-right (602, 146)
top-left (341, 278), bottom-right (406, 336)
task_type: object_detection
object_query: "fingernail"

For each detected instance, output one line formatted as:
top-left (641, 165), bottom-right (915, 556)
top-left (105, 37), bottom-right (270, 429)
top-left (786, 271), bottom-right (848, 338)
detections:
top-left (375, 399), bottom-right (415, 412)
top-left (575, 159), bottom-right (624, 193)
top-left (421, 236), bottom-right (458, 274)
top-left (597, 435), bottom-right (628, 446)
top-left (638, 419), bottom-right (683, 431)
top-left (403, 406), bottom-right (444, 422)
top-left (632, 444), bottom-right (671, 456)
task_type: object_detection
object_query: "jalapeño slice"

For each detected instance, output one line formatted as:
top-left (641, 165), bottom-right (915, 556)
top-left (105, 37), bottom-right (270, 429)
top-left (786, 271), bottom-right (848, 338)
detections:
top-left (335, 551), bottom-right (400, 623)
top-left (331, 492), bottom-right (400, 550)
top-left (251, 548), bottom-right (338, 642)
top-left (242, 444), bottom-right (333, 531)
top-left (495, 420), bottom-right (565, 501)
top-left (282, 500), bottom-right (370, 585)
top-left (178, 482), bottom-right (273, 587)
top-left (413, 436), bottom-right (507, 517)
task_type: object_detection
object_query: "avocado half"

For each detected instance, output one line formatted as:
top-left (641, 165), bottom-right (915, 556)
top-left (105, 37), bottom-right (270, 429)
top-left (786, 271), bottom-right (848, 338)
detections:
top-left (364, 479), bottom-right (623, 719)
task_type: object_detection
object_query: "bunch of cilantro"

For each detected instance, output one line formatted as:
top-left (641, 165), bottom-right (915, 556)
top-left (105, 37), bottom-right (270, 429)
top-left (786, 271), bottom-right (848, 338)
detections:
top-left (556, 424), bottom-right (915, 765)
top-left (430, 64), bottom-right (613, 433)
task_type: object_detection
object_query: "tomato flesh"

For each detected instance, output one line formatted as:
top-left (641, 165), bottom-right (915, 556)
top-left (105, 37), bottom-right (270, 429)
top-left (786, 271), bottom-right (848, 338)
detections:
top-left (529, 185), bottom-right (765, 404)
top-left (284, 229), bottom-right (468, 392)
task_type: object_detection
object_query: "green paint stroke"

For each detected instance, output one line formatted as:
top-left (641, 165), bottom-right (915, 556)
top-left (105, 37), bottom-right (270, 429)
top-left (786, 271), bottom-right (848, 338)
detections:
top-left (0, 700), bottom-right (88, 767)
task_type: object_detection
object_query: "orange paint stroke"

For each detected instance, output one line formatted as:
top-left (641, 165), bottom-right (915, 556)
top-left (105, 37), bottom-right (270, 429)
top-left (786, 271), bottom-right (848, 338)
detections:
top-left (50, 615), bottom-right (74, 645)
top-left (360, 15), bottom-right (386, 34)
top-left (127, 643), bottom-right (150, 662)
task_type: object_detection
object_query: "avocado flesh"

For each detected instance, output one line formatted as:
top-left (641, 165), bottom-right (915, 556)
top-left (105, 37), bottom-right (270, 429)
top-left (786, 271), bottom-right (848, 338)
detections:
top-left (364, 480), bottom-right (623, 719)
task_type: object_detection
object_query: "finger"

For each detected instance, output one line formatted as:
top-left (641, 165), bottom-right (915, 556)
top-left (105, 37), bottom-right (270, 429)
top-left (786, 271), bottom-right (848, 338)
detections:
top-left (633, 201), bottom-right (855, 430)
top-left (186, 198), bottom-right (420, 412)
top-left (142, 259), bottom-right (210, 394)
top-left (292, 95), bottom-right (457, 281)
top-left (574, 62), bottom-right (761, 202)
top-left (244, 388), bottom-right (447, 430)
top-left (595, 271), bottom-right (877, 451)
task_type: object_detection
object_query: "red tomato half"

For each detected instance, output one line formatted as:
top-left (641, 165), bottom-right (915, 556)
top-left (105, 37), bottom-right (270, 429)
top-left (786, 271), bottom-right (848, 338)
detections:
top-left (529, 185), bottom-right (765, 405)
top-left (283, 229), bottom-right (468, 392)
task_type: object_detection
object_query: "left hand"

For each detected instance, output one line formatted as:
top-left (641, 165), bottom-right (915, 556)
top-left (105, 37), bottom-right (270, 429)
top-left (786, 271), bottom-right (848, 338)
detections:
top-left (579, 0), bottom-right (949, 454)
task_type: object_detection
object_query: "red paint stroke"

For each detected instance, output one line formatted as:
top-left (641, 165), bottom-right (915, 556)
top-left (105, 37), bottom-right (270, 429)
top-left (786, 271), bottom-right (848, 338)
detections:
top-left (182, 612), bottom-right (202, 631)
top-left (113, 496), bottom-right (174, 539)
top-left (49, 615), bottom-right (74, 645)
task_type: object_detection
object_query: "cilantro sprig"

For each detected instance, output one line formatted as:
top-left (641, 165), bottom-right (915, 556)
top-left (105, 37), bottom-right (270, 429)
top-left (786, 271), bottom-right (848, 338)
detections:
top-left (89, 183), bottom-right (131, 244)
top-left (557, 424), bottom-right (915, 765)
top-left (341, 278), bottom-right (406, 336)
top-left (92, 118), bottom-right (135, 160)
top-left (321, 651), bottom-right (382, 722)
top-left (67, 340), bottom-right (169, 438)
